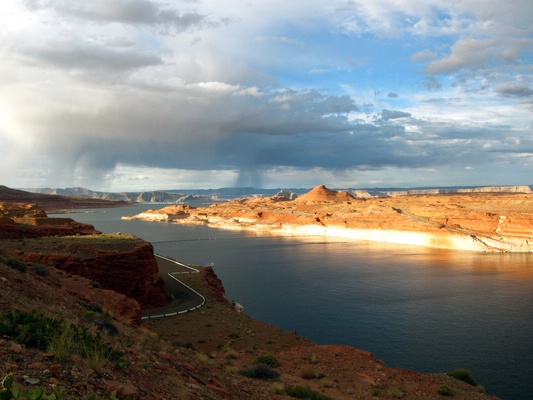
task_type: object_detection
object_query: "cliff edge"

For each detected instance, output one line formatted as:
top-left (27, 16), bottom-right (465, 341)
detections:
top-left (0, 202), bottom-right (167, 313)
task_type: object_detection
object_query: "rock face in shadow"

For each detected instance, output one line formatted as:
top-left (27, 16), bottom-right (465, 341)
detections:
top-left (0, 202), bottom-right (167, 313)
top-left (13, 239), bottom-right (167, 310)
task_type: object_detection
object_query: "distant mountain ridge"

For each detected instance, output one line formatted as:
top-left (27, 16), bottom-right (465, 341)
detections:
top-left (0, 185), bottom-right (128, 211)
top-left (23, 184), bottom-right (533, 204)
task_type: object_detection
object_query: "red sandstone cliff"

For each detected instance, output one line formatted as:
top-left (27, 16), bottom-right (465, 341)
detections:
top-left (0, 202), bottom-right (101, 239)
top-left (10, 238), bottom-right (167, 309)
top-left (0, 203), bottom-right (167, 312)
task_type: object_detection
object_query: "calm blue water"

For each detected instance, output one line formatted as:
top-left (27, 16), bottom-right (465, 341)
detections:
top-left (57, 205), bottom-right (533, 400)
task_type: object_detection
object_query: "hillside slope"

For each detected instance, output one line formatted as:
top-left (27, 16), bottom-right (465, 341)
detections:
top-left (0, 258), bottom-right (501, 400)
top-left (0, 202), bottom-right (501, 399)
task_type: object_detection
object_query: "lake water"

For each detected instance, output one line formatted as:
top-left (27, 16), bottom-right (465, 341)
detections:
top-left (58, 204), bottom-right (533, 400)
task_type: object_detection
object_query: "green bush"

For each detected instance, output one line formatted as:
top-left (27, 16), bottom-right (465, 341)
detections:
top-left (447, 368), bottom-right (477, 386)
top-left (5, 257), bottom-right (27, 273)
top-left (1, 373), bottom-right (74, 399)
top-left (284, 385), bottom-right (332, 400)
top-left (0, 310), bottom-right (126, 367)
top-left (31, 264), bottom-right (50, 277)
top-left (0, 310), bottom-right (61, 350)
top-left (253, 353), bottom-right (280, 368)
top-left (438, 384), bottom-right (454, 396)
top-left (78, 302), bottom-right (103, 314)
top-left (238, 364), bottom-right (280, 380)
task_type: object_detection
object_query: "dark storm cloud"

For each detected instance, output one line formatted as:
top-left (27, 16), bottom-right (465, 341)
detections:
top-left (496, 84), bottom-right (533, 98)
top-left (380, 109), bottom-right (411, 120)
top-left (23, 40), bottom-right (162, 73)
top-left (24, 0), bottom-right (216, 32)
top-left (219, 91), bottom-right (359, 135)
top-left (25, 87), bottom-right (424, 182)
top-left (28, 82), bottom-right (514, 187)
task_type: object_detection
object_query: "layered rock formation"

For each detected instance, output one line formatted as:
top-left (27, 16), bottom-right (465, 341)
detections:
top-left (0, 202), bottom-right (100, 239)
top-left (0, 203), bottom-right (167, 311)
top-left (376, 185), bottom-right (532, 197)
top-left (8, 236), bottom-right (167, 309)
top-left (125, 185), bottom-right (533, 252)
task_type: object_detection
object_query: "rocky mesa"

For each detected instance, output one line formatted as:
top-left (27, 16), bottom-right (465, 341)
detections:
top-left (124, 185), bottom-right (533, 252)
top-left (0, 202), bottom-right (167, 315)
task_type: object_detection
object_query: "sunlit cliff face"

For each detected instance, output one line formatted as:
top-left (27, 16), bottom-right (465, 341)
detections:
top-left (123, 186), bottom-right (533, 252)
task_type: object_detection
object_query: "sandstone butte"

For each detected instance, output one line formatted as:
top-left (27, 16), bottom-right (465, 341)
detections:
top-left (0, 201), bottom-right (167, 322)
top-left (124, 185), bottom-right (533, 252)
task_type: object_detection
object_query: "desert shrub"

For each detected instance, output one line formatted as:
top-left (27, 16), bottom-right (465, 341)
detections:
top-left (284, 385), bottom-right (332, 400)
top-left (83, 313), bottom-right (119, 336)
top-left (238, 364), bottom-right (280, 380)
top-left (300, 365), bottom-right (324, 380)
top-left (173, 340), bottom-right (196, 350)
top-left (31, 264), bottom-right (50, 277)
top-left (387, 385), bottom-right (405, 398)
top-left (447, 368), bottom-right (477, 386)
top-left (196, 353), bottom-right (210, 363)
top-left (0, 310), bottom-right (61, 350)
top-left (0, 310), bottom-right (126, 368)
top-left (2, 373), bottom-right (79, 400)
top-left (5, 257), bottom-right (27, 272)
top-left (303, 353), bottom-right (319, 364)
top-left (253, 353), bottom-right (280, 368)
top-left (269, 382), bottom-right (286, 395)
top-left (224, 346), bottom-right (239, 360)
top-left (437, 384), bottom-right (454, 396)
top-left (79, 301), bottom-right (103, 313)
top-left (319, 378), bottom-right (334, 388)
top-left (372, 386), bottom-right (382, 396)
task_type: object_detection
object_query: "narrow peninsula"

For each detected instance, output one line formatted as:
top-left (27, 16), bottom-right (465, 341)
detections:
top-left (124, 185), bottom-right (533, 252)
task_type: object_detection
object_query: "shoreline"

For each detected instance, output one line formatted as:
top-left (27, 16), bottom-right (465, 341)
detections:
top-left (123, 213), bottom-right (532, 252)
top-left (122, 188), bottom-right (533, 253)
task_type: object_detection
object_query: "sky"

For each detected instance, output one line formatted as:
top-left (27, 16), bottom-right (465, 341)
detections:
top-left (0, 0), bottom-right (532, 191)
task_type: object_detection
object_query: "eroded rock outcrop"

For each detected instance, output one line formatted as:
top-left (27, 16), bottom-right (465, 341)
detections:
top-left (124, 185), bottom-right (533, 252)
top-left (0, 202), bottom-right (100, 239)
top-left (295, 185), bottom-right (355, 202)
top-left (6, 237), bottom-right (167, 309)
top-left (0, 203), bottom-right (167, 311)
